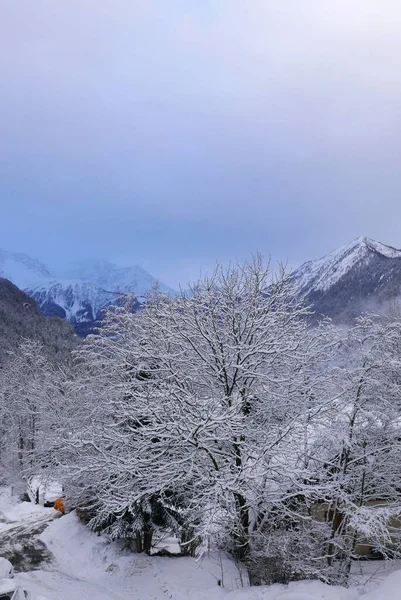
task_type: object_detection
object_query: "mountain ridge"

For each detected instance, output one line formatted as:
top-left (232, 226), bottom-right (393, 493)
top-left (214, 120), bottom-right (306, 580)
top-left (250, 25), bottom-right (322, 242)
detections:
top-left (0, 250), bottom-right (174, 335)
top-left (292, 236), bottom-right (401, 322)
top-left (3, 238), bottom-right (401, 332)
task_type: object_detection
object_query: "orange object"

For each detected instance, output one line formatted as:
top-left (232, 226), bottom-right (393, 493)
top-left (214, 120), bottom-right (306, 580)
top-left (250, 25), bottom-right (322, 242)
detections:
top-left (54, 497), bottom-right (65, 514)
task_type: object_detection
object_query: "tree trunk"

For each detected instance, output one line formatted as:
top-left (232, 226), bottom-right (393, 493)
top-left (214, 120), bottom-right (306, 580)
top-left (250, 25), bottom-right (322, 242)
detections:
top-left (234, 491), bottom-right (250, 559)
top-left (135, 531), bottom-right (143, 553)
top-left (143, 524), bottom-right (153, 555)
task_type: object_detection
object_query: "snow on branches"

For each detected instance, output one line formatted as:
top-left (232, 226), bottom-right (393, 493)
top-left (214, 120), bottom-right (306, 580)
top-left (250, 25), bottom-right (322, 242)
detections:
top-left (2, 256), bottom-right (401, 586)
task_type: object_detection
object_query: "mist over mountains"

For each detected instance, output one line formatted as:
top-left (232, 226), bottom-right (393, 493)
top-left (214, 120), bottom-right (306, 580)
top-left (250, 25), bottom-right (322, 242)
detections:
top-left (2, 237), bottom-right (401, 335)
top-left (0, 250), bottom-right (173, 335)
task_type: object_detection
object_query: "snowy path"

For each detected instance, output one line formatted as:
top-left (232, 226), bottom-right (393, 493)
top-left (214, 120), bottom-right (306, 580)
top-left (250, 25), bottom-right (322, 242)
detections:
top-left (18, 511), bottom-right (242, 600)
top-left (1, 489), bottom-right (400, 600)
top-left (0, 488), bottom-right (238, 599)
top-left (0, 492), bottom-right (60, 572)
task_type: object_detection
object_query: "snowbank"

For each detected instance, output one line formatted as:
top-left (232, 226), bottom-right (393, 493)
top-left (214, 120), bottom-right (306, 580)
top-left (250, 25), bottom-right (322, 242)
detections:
top-left (0, 491), bottom-right (396, 600)
top-left (362, 569), bottom-right (401, 600)
top-left (228, 579), bottom-right (359, 600)
top-left (34, 511), bottom-right (246, 598)
top-left (33, 511), bottom-right (396, 600)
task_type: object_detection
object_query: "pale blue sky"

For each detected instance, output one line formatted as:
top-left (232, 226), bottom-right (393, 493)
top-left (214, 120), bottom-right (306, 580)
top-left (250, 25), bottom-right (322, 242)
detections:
top-left (2, 1), bottom-right (401, 287)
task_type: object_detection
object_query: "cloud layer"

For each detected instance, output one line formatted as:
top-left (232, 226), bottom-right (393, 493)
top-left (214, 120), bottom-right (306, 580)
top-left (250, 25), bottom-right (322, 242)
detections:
top-left (2, 1), bottom-right (401, 285)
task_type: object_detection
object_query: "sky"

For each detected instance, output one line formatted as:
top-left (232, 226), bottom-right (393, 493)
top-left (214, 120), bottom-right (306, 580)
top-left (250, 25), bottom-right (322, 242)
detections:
top-left (2, 1), bottom-right (401, 288)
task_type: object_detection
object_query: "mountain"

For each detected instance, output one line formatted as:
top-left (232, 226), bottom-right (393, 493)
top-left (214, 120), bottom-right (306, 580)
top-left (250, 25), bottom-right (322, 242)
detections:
top-left (0, 277), bottom-right (76, 363)
top-left (59, 259), bottom-right (165, 294)
top-left (0, 250), bottom-right (173, 336)
top-left (292, 236), bottom-right (401, 321)
top-left (8, 238), bottom-right (399, 333)
top-left (28, 280), bottom-right (122, 336)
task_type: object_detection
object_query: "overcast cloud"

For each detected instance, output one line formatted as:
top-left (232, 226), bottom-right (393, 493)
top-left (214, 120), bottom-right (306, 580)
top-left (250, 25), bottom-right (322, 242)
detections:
top-left (1, 1), bottom-right (401, 287)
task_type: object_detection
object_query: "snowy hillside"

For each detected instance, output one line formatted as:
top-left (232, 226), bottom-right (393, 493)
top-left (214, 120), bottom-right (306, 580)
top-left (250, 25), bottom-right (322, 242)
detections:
top-left (0, 278), bottom-right (76, 363)
top-left (292, 236), bottom-right (401, 321)
top-left (0, 249), bottom-right (173, 335)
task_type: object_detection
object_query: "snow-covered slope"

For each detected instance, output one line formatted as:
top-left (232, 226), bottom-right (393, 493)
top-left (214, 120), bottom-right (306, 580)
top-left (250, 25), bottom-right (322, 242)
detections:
top-left (0, 250), bottom-right (173, 335)
top-left (292, 237), bottom-right (401, 321)
top-left (0, 278), bottom-right (76, 363)
top-left (28, 280), bottom-right (118, 323)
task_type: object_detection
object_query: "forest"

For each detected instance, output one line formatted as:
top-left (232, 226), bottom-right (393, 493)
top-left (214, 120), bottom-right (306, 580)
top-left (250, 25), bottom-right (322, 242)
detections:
top-left (1, 255), bottom-right (400, 587)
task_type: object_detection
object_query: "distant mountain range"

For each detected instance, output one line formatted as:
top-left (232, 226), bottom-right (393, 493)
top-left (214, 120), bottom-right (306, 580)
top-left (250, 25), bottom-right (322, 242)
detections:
top-left (0, 250), bottom-right (174, 335)
top-left (2, 237), bottom-right (401, 335)
top-left (292, 236), bottom-right (401, 322)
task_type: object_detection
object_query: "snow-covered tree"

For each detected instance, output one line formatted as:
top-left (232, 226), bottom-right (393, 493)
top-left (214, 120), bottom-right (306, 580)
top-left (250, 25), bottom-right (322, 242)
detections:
top-left (307, 314), bottom-right (401, 582)
top-left (65, 258), bottom-right (336, 567)
top-left (59, 260), bottom-right (401, 584)
top-left (0, 339), bottom-right (69, 484)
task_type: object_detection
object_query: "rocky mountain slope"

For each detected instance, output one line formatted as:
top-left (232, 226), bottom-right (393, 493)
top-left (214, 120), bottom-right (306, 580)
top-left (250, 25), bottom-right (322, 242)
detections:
top-left (0, 250), bottom-right (173, 335)
top-left (292, 236), bottom-right (401, 321)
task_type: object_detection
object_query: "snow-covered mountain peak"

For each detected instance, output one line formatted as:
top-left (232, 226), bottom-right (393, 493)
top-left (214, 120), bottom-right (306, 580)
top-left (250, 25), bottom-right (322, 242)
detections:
top-left (0, 249), bottom-right (52, 289)
top-left (293, 236), bottom-right (401, 297)
top-left (333, 236), bottom-right (401, 260)
top-left (0, 249), bottom-right (174, 335)
top-left (58, 259), bottom-right (172, 297)
top-left (362, 238), bottom-right (401, 259)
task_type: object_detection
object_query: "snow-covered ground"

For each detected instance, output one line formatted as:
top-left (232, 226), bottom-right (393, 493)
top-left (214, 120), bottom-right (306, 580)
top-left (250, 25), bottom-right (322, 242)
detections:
top-left (0, 487), bottom-right (400, 600)
top-left (0, 487), bottom-right (60, 572)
